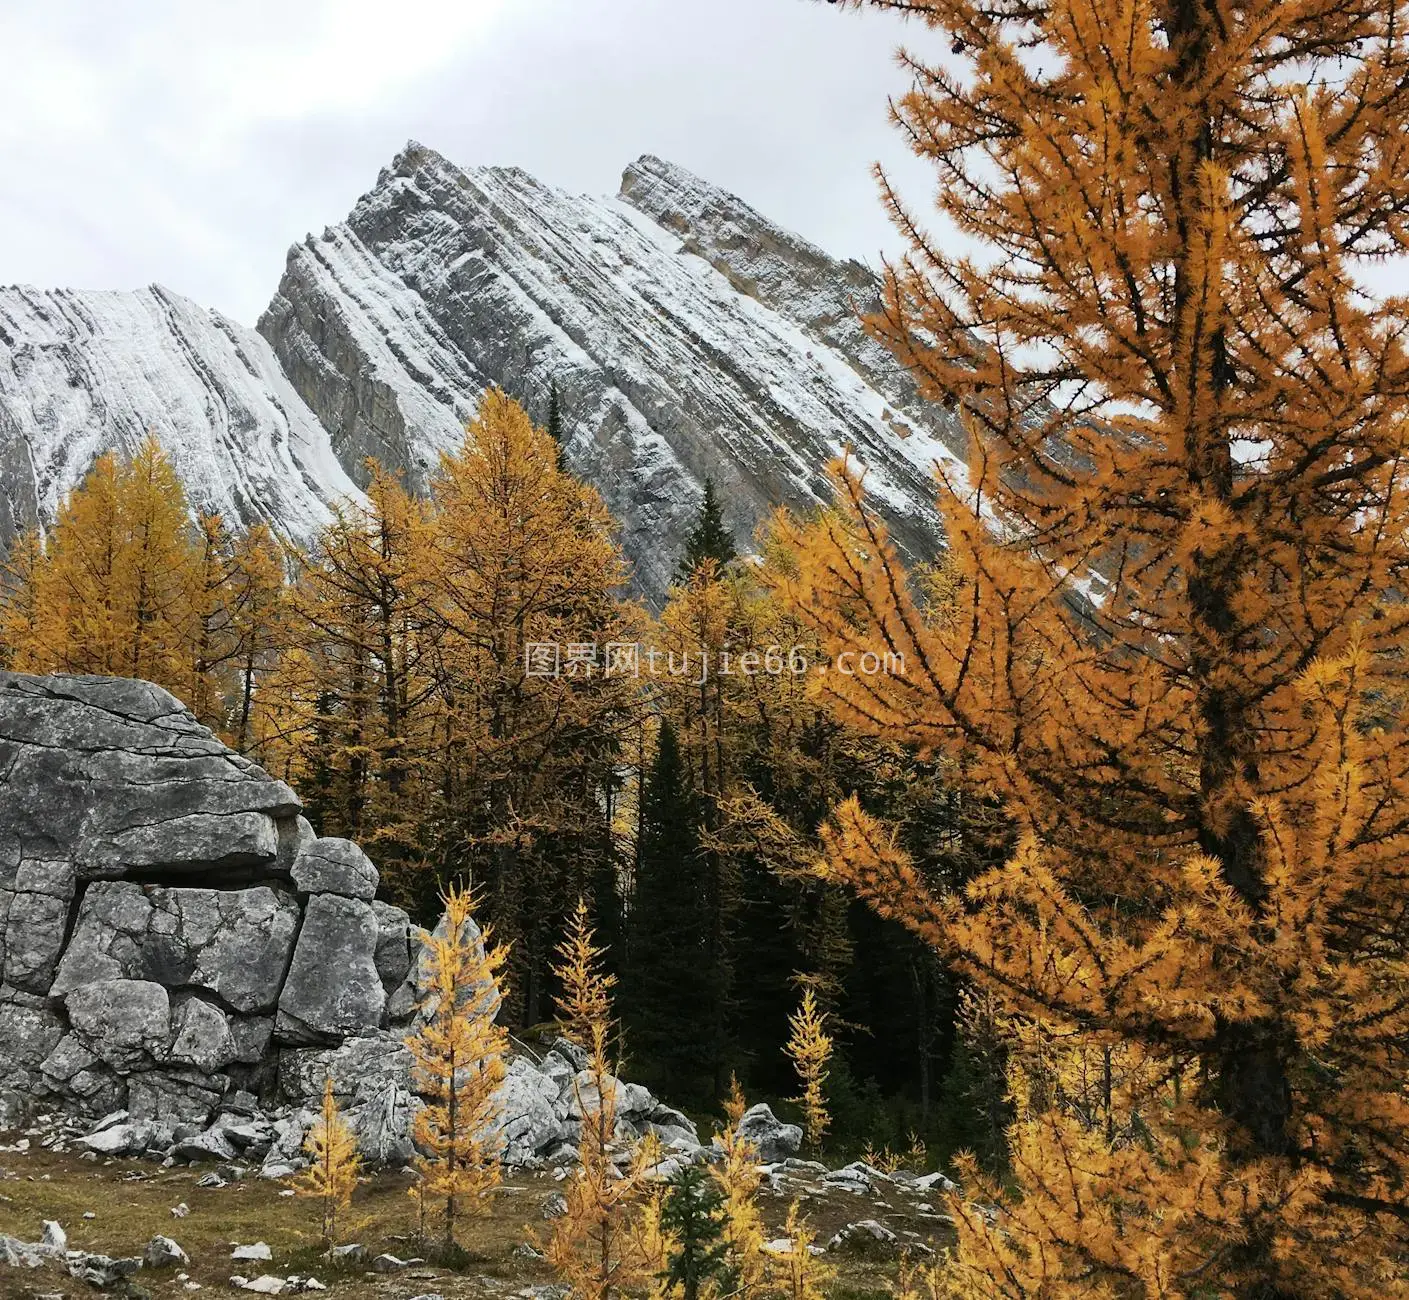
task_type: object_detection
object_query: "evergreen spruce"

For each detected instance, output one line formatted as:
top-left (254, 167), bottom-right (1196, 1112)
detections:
top-left (623, 719), bottom-right (716, 1099)
top-left (546, 380), bottom-right (568, 472)
top-left (659, 1164), bottom-right (729, 1300)
top-left (674, 478), bottom-right (737, 583)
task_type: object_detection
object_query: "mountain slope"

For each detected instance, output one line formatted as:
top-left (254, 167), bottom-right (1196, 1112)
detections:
top-left (0, 285), bottom-right (361, 551)
top-left (1, 144), bottom-right (959, 602)
top-left (259, 143), bottom-right (960, 598)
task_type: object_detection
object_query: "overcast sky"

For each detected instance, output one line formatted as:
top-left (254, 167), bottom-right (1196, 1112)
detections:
top-left (0, 0), bottom-right (941, 324)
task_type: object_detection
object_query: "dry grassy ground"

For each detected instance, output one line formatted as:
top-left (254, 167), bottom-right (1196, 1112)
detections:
top-left (0, 1145), bottom-right (954, 1300)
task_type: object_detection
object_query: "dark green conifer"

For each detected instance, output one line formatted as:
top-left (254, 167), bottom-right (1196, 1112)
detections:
top-left (623, 719), bottom-right (716, 1099)
top-left (659, 1164), bottom-right (728, 1300)
top-left (674, 478), bottom-right (737, 583)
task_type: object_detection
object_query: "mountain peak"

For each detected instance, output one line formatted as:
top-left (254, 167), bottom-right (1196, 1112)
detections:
top-left (3, 149), bottom-right (959, 604)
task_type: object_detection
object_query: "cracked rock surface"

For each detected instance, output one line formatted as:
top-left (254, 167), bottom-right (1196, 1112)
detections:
top-left (0, 671), bottom-right (416, 1129)
top-left (0, 669), bottom-right (711, 1177)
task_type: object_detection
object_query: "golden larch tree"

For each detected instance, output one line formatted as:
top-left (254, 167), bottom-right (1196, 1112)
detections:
top-left (226, 521), bottom-right (288, 753)
top-left (546, 899), bottom-right (654, 1300)
top-left (711, 1077), bottom-right (770, 1300)
top-left (771, 0), bottom-right (1409, 1294)
top-left (784, 986), bottom-right (832, 1153)
top-left (406, 883), bottom-right (510, 1249)
top-left (0, 437), bottom-right (215, 705)
top-left (772, 1201), bottom-right (834, 1300)
top-left (416, 389), bottom-right (641, 1023)
top-left (293, 1076), bottom-right (362, 1246)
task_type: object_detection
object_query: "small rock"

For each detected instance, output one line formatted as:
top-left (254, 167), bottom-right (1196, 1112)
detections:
top-left (171, 1202), bottom-right (190, 1218)
top-left (194, 1172), bottom-right (226, 1189)
top-left (41, 1219), bottom-right (66, 1249)
top-left (232, 1242), bottom-right (273, 1261)
top-left (327, 1242), bottom-right (366, 1263)
top-left (541, 1193), bottom-right (568, 1219)
top-left (826, 1219), bottom-right (900, 1256)
top-left (145, 1233), bottom-right (190, 1267)
top-left (512, 1242), bottom-right (546, 1260)
top-left (235, 1277), bottom-right (286, 1295)
top-left (371, 1252), bottom-right (408, 1272)
top-left (83, 1210), bottom-right (96, 1219)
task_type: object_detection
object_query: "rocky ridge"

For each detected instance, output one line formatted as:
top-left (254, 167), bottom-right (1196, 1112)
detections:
top-left (1, 145), bottom-right (957, 604)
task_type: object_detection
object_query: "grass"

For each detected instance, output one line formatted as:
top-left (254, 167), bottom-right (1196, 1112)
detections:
top-left (0, 1141), bottom-right (952, 1299)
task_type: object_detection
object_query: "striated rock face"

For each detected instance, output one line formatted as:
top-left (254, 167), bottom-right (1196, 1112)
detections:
top-left (0, 285), bottom-right (362, 546)
top-left (0, 143), bottom-right (960, 606)
top-left (259, 143), bottom-right (960, 600)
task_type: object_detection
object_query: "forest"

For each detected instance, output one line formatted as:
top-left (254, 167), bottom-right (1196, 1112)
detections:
top-left (0, 396), bottom-right (997, 1167)
top-left (5, 0), bottom-right (1409, 1291)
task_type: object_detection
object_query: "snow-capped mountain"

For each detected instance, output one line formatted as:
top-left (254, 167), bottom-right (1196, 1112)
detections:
top-left (0, 285), bottom-right (361, 553)
top-left (1, 143), bottom-right (960, 601)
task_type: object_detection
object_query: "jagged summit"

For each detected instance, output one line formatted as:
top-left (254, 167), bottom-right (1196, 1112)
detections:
top-left (1, 145), bottom-right (961, 601)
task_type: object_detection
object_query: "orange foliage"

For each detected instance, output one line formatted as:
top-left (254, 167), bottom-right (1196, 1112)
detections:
top-left (774, 0), bottom-right (1409, 1293)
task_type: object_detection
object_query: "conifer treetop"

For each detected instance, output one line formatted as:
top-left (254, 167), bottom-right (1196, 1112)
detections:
top-left (772, 0), bottom-right (1409, 1292)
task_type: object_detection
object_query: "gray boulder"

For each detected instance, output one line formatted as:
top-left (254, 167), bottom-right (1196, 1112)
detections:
top-left (143, 1234), bottom-right (190, 1268)
top-left (350, 1083), bottom-right (418, 1165)
top-left (278, 1032), bottom-right (412, 1105)
top-left (290, 837), bottom-right (378, 899)
top-left (64, 979), bottom-right (170, 1072)
top-left (166, 997), bottom-right (237, 1072)
top-left (496, 1057), bottom-right (560, 1164)
top-left (52, 881), bottom-right (300, 1015)
top-left (276, 894), bottom-right (386, 1042)
top-left (0, 673), bottom-right (298, 885)
top-left (1, 860), bottom-right (76, 994)
top-left (126, 1069), bottom-right (228, 1125)
top-left (371, 900), bottom-right (415, 998)
top-left (734, 1103), bottom-right (802, 1162)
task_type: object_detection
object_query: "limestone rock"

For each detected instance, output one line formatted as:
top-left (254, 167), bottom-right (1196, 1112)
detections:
top-left (52, 881), bottom-right (300, 1015)
top-left (0, 673), bottom-right (298, 884)
top-left (64, 979), bottom-right (170, 1072)
top-left (127, 1069), bottom-right (227, 1125)
top-left (144, 1234), bottom-right (190, 1268)
top-left (371, 901), bottom-right (414, 997)
top-left (275, 895), bottom-right (384, 1042)
top-left (166, 997), bottom-right (237, 1072)
top-left (495, 1057), bottom-right (559, 1164)
top-left (290, 838), bottom-right (377, 900)
top-left (734, 1103), bottom-right (802, 1162)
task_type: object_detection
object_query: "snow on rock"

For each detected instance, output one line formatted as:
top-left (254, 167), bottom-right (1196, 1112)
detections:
top-left (0, 285), bottom-right (362, 550)
top-left (259, 142), bottom-right (958, 602)
top-left (0, 145), bottom-right (959, 605)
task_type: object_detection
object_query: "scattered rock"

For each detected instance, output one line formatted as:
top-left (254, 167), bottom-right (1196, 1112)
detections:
top-left (370, 1252), bottom-right (408, 1272)
top-left (144, 1234), bottom-right (190, 1267)
top-left (734, 1103), bottom-right (802, 1162)
top-left (232, 1242), bottom-right (273, 1261)
top-left (41, 1219), bottom-right (66, 1250)
top-left (542, 1193), bottom-right (568, 1219)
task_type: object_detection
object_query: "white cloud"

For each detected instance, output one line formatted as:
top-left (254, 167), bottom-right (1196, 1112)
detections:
top-left (0, 0), bottom-right (942, 319)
